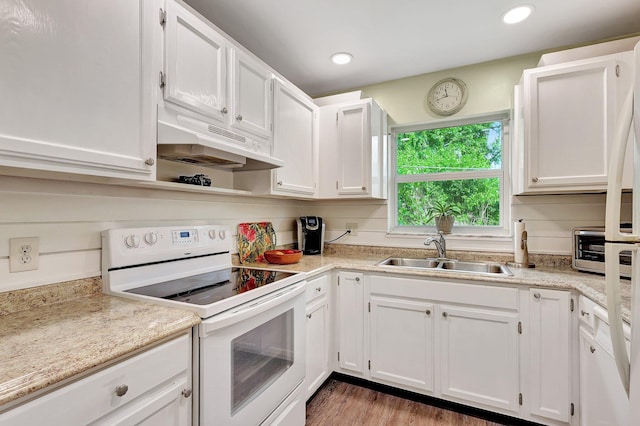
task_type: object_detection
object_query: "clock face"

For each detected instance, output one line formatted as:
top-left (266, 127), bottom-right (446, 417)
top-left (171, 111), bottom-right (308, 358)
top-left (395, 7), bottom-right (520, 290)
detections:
top-left (426, 78), bottom-right (468, 116)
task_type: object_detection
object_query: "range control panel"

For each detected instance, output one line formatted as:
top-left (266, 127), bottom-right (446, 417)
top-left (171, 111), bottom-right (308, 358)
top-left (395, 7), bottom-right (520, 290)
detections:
top-left (102, 225), bottom-right (231, 269)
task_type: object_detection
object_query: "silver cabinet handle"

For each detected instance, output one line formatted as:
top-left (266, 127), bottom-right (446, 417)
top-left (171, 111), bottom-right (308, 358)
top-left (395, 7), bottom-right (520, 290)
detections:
top-left (316, 287), bottom-right (322, 292)
top-left (236, 114), bottom-right (243, 121)
top-left (144, 158), bottom-right (155, 166)
top-left (590, 346), bottom-right (596, 354)
top-left (581, 310), bottom-right (590, 317)
top-left (355, 277), bottom-right (360, 282)
top-left (442, 312), bottom-right (448, 318)
top-left (533, 292), bottom-right (541, 299)
top-left (115, 384), bottom-right (129, 397)
top-left (221, 107), bottom-right (228, 114)
top-left (532, 177), bottom-right (539, 183)
top-left (426, 309), bottom-right (431, 315)
top-left (307, 313), bottom-right (312, 319)
top-left (182, 388), bottom-right (193, 398)
top-left (277, 181), bottom-right (283, 186)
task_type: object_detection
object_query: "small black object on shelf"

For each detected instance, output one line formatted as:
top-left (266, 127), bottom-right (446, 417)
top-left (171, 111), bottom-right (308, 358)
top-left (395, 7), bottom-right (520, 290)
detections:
top-left (178, 174), bottom-right (212, 186)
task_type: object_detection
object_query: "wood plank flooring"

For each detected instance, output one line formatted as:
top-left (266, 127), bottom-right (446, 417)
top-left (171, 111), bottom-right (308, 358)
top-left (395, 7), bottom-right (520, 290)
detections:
top-left (306, 379), bottom-right (506, 426)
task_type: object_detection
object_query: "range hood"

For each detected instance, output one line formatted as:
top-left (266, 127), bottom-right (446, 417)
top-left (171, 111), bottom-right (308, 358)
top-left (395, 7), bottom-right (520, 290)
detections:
top-left (157, 118), bottom-right (284, 171)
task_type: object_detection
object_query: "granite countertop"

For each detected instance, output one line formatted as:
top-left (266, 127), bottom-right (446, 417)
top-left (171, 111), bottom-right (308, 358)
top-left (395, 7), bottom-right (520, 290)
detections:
top-left (237, 250), bottom-right (631, 323)
top-left (0, 247), bottom-right (629, 410)
top-left (0, 278), bottom-right (200, 408)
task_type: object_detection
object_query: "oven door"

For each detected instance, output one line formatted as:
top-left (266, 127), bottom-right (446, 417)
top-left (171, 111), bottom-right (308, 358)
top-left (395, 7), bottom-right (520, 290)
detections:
top-left (198, 281), bottom-right (306, 426)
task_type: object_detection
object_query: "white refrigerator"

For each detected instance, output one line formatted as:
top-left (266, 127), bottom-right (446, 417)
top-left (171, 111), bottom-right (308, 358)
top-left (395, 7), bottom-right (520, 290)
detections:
top-left (604, 40), bottom-right (640, 424)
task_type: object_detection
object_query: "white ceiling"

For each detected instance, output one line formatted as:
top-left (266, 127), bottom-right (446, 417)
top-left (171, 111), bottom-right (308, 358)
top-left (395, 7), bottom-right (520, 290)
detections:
top-left (185, 0), bottom-right (640, 97)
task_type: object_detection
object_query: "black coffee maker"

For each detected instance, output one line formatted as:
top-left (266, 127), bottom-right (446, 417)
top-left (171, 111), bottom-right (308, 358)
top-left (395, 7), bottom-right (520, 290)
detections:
top-left (296, 216), bottom-right (325, 255)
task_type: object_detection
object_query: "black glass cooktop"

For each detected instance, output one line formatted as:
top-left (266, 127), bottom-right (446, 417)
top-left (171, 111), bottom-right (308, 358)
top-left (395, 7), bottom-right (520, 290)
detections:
top-left (126, 267), bottom-right (296, 306)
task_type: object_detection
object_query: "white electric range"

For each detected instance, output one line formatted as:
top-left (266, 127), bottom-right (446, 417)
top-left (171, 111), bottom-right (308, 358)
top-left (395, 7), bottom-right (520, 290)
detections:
top-left (101, 225), bottom-right (307, 426)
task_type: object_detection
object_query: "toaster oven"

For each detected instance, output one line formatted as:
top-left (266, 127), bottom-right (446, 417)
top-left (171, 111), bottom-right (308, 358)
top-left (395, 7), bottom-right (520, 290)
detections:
top-left (572, 226), bottom-right (632, 277)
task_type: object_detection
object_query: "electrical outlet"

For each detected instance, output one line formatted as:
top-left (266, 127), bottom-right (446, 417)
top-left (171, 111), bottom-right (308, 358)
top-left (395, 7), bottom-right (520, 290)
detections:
top-left (346, 223), bottom-right (358, 236)
top-left (9, 237), bottom-right (40, 272)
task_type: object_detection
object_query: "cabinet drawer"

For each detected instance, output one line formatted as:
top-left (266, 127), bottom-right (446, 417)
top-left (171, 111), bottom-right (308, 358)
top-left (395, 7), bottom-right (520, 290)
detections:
top-left (1, 334), bottom-right (190, 426)
top-left (578, 295), bottom-right (599, 329)
top-left (306, 274), bottom-right (329, 303)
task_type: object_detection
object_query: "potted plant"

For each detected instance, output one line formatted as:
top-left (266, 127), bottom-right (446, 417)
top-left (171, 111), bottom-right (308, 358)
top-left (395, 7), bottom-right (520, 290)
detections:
top-left (425, 199), bottom-right (461, 234)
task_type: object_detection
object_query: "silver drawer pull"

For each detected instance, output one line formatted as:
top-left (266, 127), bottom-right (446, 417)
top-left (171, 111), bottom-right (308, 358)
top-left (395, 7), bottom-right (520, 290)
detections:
top-left (182, 388), bottom-right (193, 398)
top-left (442, 312), bottom-right (448, 318)
top-left (307, 313), bottom-right (312, 319)
top-left (426, 309), bottom-right (431, 315)
top-left (533, 292), bottom-right (541, 299)
top-left (590, 346), bottom-right (596, 354)
top-left (581, 310), bottom-right (590, 317)
top-left (115, 384), bottom-right (129, 397)
top-left (316, 287), bottom-right (322, 292)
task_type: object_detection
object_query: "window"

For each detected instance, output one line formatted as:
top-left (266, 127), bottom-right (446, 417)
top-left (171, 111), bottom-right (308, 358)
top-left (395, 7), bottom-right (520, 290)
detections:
top-left (390, 112), bottom-right (510, 234)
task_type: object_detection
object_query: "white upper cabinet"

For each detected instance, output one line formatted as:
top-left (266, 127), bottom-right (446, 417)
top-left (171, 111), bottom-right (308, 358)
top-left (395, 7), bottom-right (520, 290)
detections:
top-left (162, 0), bottom-right (274, 145)
top-left (514, 51), bottom-right (634, 194)
top-left (164, 0), bottom-right (228, 123)
top-left (230, 48), bottom-right (273, 140)
top-left (317, 93), bottom-right (388, 199)
top-left (0, 0), bottom-right (157, 180)
top-left (272, 81), bottom-right (318, 196)
top-left (235, 80), bottom-right (318, 197)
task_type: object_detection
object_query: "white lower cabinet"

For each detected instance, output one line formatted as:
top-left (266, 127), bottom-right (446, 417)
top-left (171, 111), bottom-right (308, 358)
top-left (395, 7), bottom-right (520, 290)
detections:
top-left (527, 289), bottom-right (572, 424)
top-left (577, 296), bottom-right (630, 426)
top-left (336, 271), bottom-right (366, 376)
top-left (439, 305), bottom-right (520, 414)
top-left (0, 334), bottom-right (192, 426)
top-left (305, 274), bottom-right (331, 399)
top-left (369, 296), bottom-right (435, 393)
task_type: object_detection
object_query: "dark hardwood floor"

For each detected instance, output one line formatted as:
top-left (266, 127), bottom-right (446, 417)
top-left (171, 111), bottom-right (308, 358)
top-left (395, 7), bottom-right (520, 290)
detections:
top-left (306, 379), bottom-right (506, 426)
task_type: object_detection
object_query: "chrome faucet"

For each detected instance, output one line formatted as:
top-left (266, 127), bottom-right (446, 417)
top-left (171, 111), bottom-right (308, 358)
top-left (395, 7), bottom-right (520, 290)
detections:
top-left (424, 232), bottom-right (447, 259)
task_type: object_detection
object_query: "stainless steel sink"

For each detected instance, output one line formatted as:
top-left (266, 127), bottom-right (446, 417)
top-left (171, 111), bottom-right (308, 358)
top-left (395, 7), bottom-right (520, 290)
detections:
top-left (377, 258), bottom-right (441, 268)
top-left (439, 260), bottom-right (512, 275)
top-left (377, 257), bottom-right (513, 276)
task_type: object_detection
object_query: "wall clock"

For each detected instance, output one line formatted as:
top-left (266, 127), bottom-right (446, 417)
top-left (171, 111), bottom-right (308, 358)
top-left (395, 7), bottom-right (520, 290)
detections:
top-left (425, 78), bottom-right (468, 116)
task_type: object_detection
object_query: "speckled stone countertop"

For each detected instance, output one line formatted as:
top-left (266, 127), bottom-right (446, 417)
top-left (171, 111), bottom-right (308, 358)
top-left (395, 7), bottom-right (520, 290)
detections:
top-left (237, 244), bottom-right (631, 323)
top-left (0, 278), bottom-right (200, 408)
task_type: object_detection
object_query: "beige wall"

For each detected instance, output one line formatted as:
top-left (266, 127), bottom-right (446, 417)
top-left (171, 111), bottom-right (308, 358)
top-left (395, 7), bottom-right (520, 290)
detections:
top-left (308, 52), bottom-right (633, 256)
top-left (359, 53), bottom-right (541, 124)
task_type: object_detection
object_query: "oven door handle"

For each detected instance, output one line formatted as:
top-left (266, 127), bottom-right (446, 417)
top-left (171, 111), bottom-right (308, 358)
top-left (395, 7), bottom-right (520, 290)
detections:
top-left (202, 281), bottom-right (306, 334)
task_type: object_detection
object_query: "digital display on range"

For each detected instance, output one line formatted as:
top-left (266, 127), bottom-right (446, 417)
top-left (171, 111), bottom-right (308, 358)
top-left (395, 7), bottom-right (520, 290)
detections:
top-left (172, 229), bottom-right (198, 244)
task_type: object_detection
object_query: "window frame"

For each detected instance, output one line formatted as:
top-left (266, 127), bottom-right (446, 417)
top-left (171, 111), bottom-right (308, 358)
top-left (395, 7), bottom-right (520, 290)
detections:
top-left (389, 111), bottom-right (511, 236)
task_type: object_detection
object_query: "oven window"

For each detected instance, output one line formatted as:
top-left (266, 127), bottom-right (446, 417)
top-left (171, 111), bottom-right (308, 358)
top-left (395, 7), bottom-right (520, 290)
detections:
top-left (231, 309), bottom-right (294, 413)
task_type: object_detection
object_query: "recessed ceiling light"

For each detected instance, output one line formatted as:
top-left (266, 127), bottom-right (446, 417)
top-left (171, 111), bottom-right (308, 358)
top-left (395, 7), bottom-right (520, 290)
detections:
top-left (502, 5), bottom-right (533, 24)
top-left (331, 52), bottom-right (353, 65)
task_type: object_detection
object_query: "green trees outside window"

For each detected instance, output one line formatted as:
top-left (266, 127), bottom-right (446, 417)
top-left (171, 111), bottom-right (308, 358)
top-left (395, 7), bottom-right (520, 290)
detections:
top-left (396, 121), bottom-right (503, 227)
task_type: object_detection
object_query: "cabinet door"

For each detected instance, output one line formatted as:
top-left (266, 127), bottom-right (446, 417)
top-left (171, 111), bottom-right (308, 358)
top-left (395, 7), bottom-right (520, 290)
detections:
top-left (578, 327), bottom-right (630, 426)
top-left (528, 289), bottom-right (571, 422)
top-left (0, 0), bottom-right (156, 180)
top-left (93, 376), bottom-right (190, 426)
top-left (272, 81), bottom-right (318, 196)
top-left (369, 296), bottom-right (434, 393)
top-left (337, 100), bottom-right (372, 196)
top-left (230, 48), bottom-right (273, 140)
top-left (439, 305), bottom-right (520, 414)
top-left (522, 54), bottom-right (632, 192)
top-left (336, 271), bottom-right (365, 375)
top-left (164, 0), bottom-right (227, 122)
top-left (306, 297), bottom-right (330, 399)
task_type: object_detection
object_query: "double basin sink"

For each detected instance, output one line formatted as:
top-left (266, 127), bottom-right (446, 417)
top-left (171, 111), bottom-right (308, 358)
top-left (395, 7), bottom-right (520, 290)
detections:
top-left (377, 257), bottom-right (513, 277)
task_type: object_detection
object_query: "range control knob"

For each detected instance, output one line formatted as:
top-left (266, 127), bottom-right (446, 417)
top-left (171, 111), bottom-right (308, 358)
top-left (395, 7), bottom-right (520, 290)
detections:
top-left (124, 234), bottom-right (140, 248)
top-left (208, 229), bottom-right (217, 240)
top-left (218, 230), bottom-right (227, 240)
top-left (144, 232), bottom-right (158, 245)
